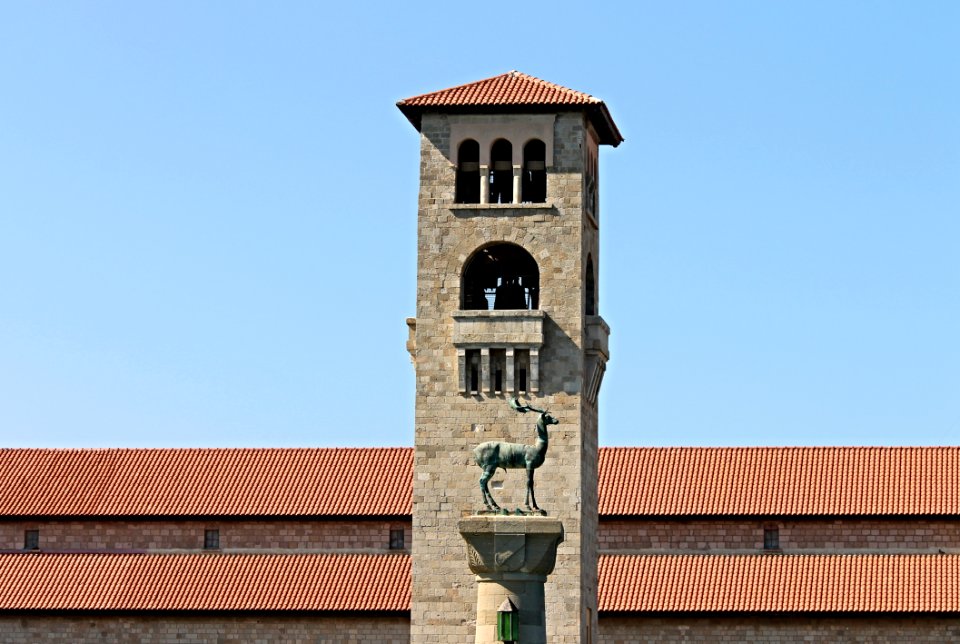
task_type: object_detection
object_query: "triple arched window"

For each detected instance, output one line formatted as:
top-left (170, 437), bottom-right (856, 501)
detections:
top-left (454, 138), bottom-right (547, 205)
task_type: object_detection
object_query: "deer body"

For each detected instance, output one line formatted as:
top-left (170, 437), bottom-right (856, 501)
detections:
top-left (473, 409), bottom-right (558, 511)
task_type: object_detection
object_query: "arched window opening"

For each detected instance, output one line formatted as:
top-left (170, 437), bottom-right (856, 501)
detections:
top-left (585, 255), bottom-right (596, 315)
top-left (522, 139), bottom-right (546, 203)
top-left (489, 139), bottom-right (513, 204)
top-left (462, 243), bottom-right (539, 311)
top-left (456, 139), bottom-right (481, 204)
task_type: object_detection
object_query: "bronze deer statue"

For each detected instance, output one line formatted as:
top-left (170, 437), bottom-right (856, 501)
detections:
top-left (473, 397), bottom-right (559, 512)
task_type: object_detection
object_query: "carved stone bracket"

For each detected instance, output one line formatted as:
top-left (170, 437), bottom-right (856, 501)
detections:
top-left (584, 315), bottom-right (610, 405)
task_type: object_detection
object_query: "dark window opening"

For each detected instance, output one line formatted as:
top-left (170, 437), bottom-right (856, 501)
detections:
top-left (489, 139), bottom-right (513, 204)
top-left (23, 530), bottom-right (39, 551)
top-left (516, 349), bottom-right (530, 394)
top-left (763, 527), bottom-right (780, 550)
top-left (462, 243), bottom-right (539, 311)
top-left (585, 151), bottom-right (598, 216)
top-left (389, 528), bottom-right (405, 550)
top-left (522, 139), bottom-right (546, 203)
top-left (467, 350), bottom-right (480, 394)
top-left (456, 139), bottom-right (480, 204)
top-left (585, 255), bottom-right (596, 315)
top-left (491, 349), bottom-right (506, 394)
top-left (204, 529), bottom-right (220, 550)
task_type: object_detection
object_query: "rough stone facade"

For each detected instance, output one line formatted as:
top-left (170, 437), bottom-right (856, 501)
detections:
top-left (410, 112), bottom-right (605, 643)
top-left (0, 615), bottom-right (410, 643)
top-left (597, 615), bottom-right (960, 642)
top-left (599, 519), bottom-right (960, 553)
top-left (0, 520), bottom-right (410, 552)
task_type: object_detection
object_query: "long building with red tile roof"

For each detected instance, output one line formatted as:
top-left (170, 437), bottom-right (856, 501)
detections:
top-left (0, 449), bottom-right (955, 627)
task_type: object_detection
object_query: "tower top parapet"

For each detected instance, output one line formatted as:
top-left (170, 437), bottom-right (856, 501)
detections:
top-left (397, 71), bottom-right (623, 146)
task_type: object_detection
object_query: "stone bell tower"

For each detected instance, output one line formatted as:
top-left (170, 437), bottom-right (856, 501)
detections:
top-left (398, 71), bottom-right (622, 643)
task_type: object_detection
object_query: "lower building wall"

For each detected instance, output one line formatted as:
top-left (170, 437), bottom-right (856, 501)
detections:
top-left (599, 519), bottom-right (960, 553)
top-left (1, 520), bottom-right (410, 553)
top-left (598, 615), bottom-right (960, 642)
top-left (0, 615), bottom-right (411, 643)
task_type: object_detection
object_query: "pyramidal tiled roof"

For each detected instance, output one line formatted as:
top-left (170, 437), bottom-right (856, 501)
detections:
top-left (0, 447), bottom-right (412, 517)
top-left (397, 71), bottom-right (623, 145)
top-left (599, 446), bottom-right (960, 516)
top-left (0, 553), bottom-right (409, 612)
top-left (399, 71), bottom-right (601, 108)
top-left (599, 554), bottom-right (960, 613)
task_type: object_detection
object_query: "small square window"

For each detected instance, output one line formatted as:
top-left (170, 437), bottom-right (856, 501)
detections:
top-left (763, 527), bottom-right (780, 550)
top-left (389, 528), bottom-right (405, 550)
top-left (23, 530), bottom-right (39, 551)
top-left (204, 529), bottom-right (220, 550)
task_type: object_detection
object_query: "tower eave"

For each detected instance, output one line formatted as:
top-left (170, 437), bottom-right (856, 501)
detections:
top-left (396, 102), bottom-right (623, 147)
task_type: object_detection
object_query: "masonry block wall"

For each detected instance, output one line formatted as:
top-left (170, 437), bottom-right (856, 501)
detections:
top-left (0, 520), bottom-right (411, 553)
top-left (598, 615), bottom-right (960, 643)
top-left (411, 112), bottom-right (601, 643)
top-left (598, 519), bottom-right (960, 553)
top-left (0, 615), bottom-right (411, 644)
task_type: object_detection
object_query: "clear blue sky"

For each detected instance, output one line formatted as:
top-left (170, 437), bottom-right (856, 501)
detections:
top-left (1, 2), bottom-right (957, 448)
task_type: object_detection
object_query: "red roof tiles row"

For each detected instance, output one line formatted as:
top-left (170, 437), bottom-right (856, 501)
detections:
top-left (2, 552), bottom-right (958, 614)
top-left (398, 71), bottom-right (602, 109)
top-left (599, 554), bottom-right (960, 613)
top-left (0, 553), bottom-right (409, 612)
top-left (599, 447), bottom-right (960, 516)
top-left (0, 448), bottom-right (412, 518)
top-left (3, 446), bottom-right (960, 518)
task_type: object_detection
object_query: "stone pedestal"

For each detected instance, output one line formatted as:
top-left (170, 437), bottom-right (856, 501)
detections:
top-left (458, 516), bottom-right (564, 644)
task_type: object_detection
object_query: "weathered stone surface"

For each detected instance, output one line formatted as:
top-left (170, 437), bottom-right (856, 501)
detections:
top-left (411, 111), bottom-right (607, 643)
top-left (460, 516), bottom-right (564, 644)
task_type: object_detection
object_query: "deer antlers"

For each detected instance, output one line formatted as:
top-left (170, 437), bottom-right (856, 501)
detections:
top-left (508, 396), bottom-right (546, 415)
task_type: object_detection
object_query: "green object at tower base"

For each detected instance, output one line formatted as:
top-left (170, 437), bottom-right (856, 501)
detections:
top-left (496, 598), bottom-right (519, 642)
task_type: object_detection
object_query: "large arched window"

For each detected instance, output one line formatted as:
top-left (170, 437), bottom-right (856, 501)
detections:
top-left (462, 243), bottom-right (539, 311)
top-left (522, 139), bottom-right (546, 203)
top-left (585, 254), bottom-right (596, 315)
top-left (456, 139), bottom-right (480, 204)
top-left (489, 139), bottom-right (513, 204)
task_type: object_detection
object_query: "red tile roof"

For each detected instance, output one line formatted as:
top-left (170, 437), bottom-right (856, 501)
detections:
top-left (0, 448), bottom-right (411, 518)
top-left (599, 447), bottom-right (960, 517)
top-left (599, 554), bottom-right (960, 613)
top-left (4, 446), bottom-right (960, 519)
top-left (0, 553), bottom-right (409, 612)
top-left (397, 71), bottom-right (623, 146)
top-left (4, 552), bottom-right (957, 614)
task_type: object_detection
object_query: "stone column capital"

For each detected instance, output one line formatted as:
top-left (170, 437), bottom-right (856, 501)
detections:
top-left (458, 516), bottom-right (564, 576)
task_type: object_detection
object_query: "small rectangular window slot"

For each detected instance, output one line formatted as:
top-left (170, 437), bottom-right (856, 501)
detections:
top-left (23, 530), bottom-right (39, 551)
top-left (204, 528), bottom-right (220, 550)
top-left (763, 526), bottom-right (780, 550)
top-left (467, 350), bottom-right (480, 394)
top-left (389, 528), bottom-right (405, 550)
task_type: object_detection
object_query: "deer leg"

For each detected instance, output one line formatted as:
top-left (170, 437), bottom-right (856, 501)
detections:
top-left (526, 467), bottom-right (539, 511)
top-left (479, 466), bottom-right (500, 510)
